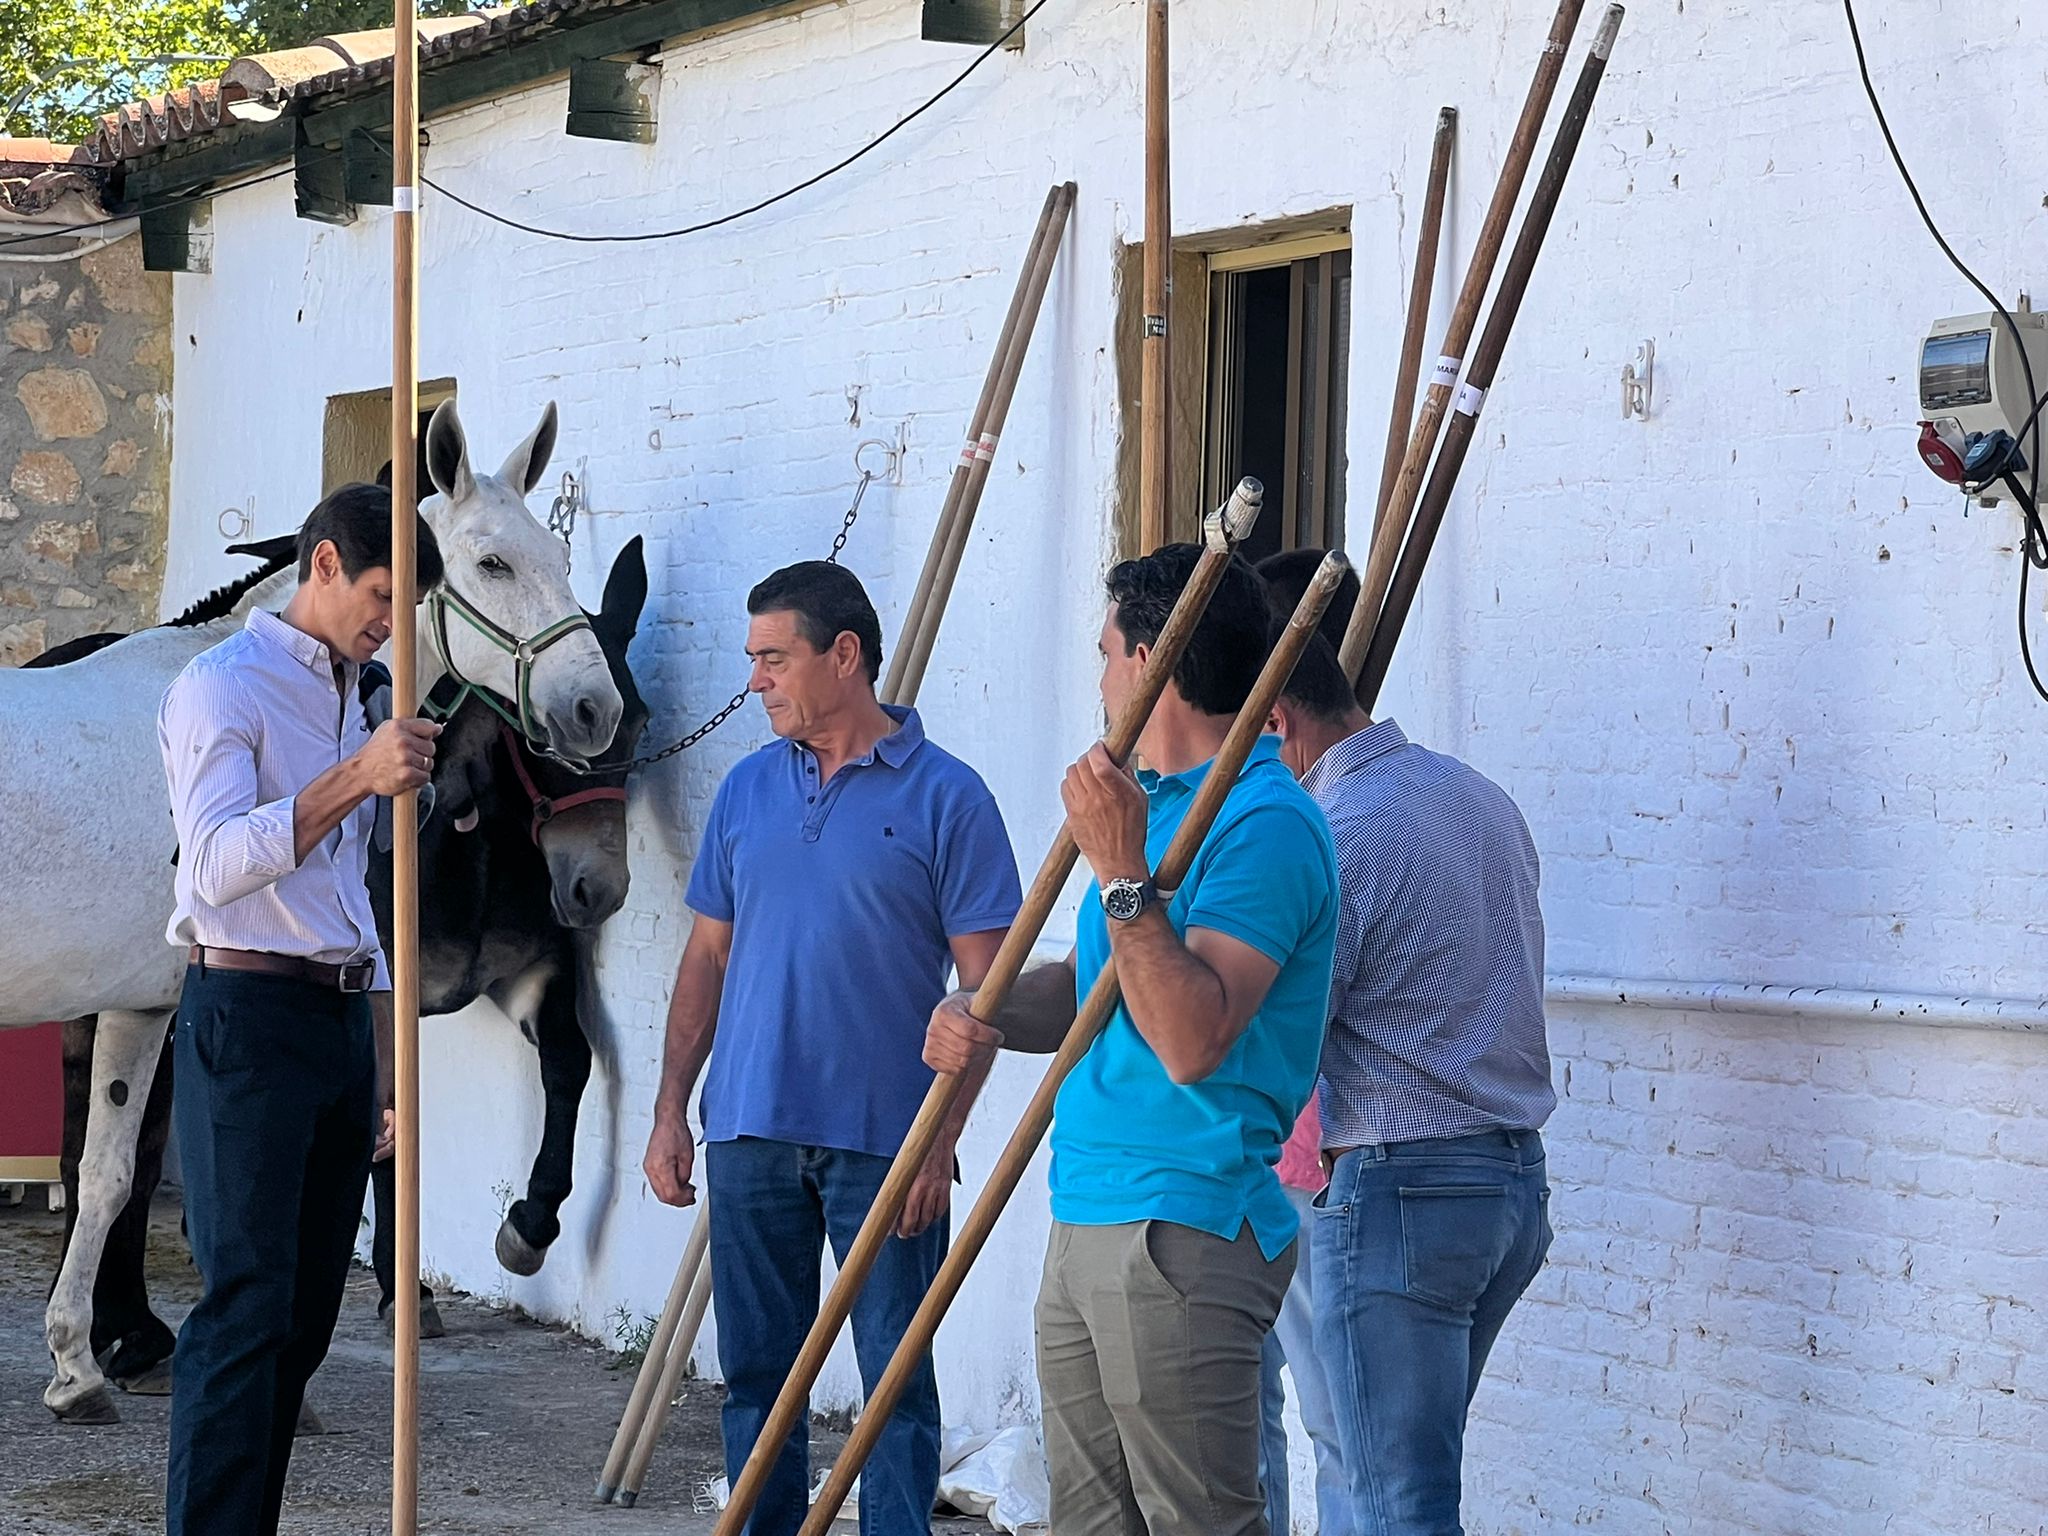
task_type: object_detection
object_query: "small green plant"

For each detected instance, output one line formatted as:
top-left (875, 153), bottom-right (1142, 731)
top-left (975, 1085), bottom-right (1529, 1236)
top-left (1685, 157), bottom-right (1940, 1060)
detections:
top-left (609, 1303), bottom-right (657, 1369)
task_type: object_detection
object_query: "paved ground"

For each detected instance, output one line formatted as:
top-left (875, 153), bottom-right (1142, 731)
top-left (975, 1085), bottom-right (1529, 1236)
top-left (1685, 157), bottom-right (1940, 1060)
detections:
top-left (0, 1190), bottom-right (991, 1535)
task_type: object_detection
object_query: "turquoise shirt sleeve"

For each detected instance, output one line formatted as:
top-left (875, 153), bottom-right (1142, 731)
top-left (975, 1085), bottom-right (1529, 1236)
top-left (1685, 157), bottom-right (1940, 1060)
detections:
top-left (1180, 801), bottom-right (1333, 966)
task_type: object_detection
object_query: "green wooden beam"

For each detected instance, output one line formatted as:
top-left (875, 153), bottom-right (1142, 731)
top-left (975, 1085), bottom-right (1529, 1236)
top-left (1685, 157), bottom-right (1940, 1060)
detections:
top-left (921, 0), bottom-right (1025, 47)
top-left (139, 198), bottom-right (209, 272)
top-left (344, 128), bottom-right (396, 205)
top-left (567, 56), bottom-right (659, 144)
top-left (294, 138), bottom-right (354, 225)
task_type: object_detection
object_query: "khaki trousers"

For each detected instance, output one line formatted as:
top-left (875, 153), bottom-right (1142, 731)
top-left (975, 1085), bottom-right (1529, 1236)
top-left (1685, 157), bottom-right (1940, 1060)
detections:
top-left (1037, 1219), bottom-right (1294, 1536)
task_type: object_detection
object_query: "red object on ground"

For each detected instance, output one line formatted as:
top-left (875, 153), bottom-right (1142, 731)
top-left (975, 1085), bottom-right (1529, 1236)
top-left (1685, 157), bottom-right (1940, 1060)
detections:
top-left (0, 1021), bottom-right (64, 1165)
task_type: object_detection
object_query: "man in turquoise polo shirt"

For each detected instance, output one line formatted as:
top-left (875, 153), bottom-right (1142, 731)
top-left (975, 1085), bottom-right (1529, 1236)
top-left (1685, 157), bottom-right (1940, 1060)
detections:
top-left (926, 546), bottom-right (1339, 1536)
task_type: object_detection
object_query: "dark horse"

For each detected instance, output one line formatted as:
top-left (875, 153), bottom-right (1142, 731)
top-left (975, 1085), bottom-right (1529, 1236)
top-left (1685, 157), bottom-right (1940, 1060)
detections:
top-left (44, 535), bottom-right (649, 1386)
top-left (368, 535), bottom-right (649, 1312)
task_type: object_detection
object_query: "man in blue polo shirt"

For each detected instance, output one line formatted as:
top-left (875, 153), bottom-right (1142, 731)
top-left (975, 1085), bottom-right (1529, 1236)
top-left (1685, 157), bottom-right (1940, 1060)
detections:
top-left (926, 546), bottom-right (1339, 1536)
top-left (643, 560), bottom-right (1022, 1536)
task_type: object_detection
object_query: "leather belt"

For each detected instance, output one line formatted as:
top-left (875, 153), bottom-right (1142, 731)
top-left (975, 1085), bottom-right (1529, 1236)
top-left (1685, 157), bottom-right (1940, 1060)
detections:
top-left (189, 946), bottom-right (378, 994)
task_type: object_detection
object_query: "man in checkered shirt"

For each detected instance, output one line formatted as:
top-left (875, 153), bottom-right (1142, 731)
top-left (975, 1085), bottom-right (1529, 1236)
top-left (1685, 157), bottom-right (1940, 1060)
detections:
top-left (1260, 552), bottom-right (1557, 1536)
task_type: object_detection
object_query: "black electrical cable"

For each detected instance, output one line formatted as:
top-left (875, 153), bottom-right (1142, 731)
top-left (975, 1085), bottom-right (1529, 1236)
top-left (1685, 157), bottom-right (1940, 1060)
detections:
top-left (1844, 0), bottom-right (2048, 701)
top-left (368, 0), bottom-right (1050, 244)
top-left (0, 161), bottom-right (300, 253)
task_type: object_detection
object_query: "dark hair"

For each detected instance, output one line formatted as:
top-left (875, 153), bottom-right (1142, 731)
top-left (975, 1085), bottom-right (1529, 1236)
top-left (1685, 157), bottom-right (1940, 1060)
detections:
top-left (1257, 548), bottom-right (1363, 722)
top-left (1104, 544), bottom-right (1271, 716)
top-left (1255, 548), bottom-right (1361, 656)
top-left (297, 482), bottom-right (445, 589)
top-left (747, 560), bottom-right (883, 684)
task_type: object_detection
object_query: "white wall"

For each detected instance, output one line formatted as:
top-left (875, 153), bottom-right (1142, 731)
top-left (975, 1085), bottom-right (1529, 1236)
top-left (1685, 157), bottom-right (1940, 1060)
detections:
top-left (162, 1), bottom-right (2048, 1529)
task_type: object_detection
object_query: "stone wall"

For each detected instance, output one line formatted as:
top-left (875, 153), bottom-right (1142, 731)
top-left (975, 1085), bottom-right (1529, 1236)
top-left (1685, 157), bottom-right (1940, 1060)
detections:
top-left (0, 232), bottom-right (171, 663)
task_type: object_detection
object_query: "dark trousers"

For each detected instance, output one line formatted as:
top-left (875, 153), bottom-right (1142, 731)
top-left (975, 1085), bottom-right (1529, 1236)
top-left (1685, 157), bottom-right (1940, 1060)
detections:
top-left (706, 1137), bottom-right (947, 1536)
top-left (167, 964), bottom-right (375, 1536)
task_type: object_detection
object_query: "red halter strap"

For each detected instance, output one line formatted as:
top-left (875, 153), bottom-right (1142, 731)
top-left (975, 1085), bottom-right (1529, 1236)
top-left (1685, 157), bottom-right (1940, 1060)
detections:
top-left (499, 723), bottom-right (627, 846)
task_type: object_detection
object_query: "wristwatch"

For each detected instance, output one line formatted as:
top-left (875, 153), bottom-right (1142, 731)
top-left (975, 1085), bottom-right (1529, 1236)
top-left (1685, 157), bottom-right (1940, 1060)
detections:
top-left (1101, 876), bottom-right (1158, 923)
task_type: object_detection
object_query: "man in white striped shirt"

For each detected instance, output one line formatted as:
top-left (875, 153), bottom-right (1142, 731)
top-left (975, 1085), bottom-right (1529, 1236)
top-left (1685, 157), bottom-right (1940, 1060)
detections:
top-left (157, 483), bottom-right (442, 1536)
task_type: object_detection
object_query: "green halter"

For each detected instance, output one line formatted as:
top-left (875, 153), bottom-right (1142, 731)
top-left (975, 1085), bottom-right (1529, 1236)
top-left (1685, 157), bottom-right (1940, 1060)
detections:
top-left (422, 580), bottom-right (594, 749)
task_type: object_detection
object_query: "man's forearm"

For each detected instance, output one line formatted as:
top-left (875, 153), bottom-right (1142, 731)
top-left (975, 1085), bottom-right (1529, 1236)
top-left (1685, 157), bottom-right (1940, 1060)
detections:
top-left (1108, 908), bottom-right (1231, 1081)
top-left (980, 960), bottom-right (1080, 1054)
top-left (292, 755), bottom-right (373, 864)
top-left (654, 956), bottom-right (722, 1125)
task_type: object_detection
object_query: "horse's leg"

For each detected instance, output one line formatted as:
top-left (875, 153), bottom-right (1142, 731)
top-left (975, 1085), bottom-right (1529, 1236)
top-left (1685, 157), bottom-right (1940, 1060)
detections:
top-left (100, 1024), bottom-right (176, 1392)
top-left (492, 959), bottom-right (589, 1277)
top-left (369, 1153), bottom-right (444, 1338)
top-left (45, 1007), bottom-right (169, 1423)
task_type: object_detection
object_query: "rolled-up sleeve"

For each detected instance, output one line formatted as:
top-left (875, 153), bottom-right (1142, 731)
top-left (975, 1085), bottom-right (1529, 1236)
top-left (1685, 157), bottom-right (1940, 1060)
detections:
top-left (159, 667), bottom-right (300, 908)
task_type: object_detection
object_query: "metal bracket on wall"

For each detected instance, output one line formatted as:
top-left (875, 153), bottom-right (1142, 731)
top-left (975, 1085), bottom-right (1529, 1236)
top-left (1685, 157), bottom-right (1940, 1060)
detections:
top-left (1622, 339), bottom-right (1655, 420)
top-left (855, 423), bottom-right (908, 487)
top-left (218, 498), bottom-right (254, 542)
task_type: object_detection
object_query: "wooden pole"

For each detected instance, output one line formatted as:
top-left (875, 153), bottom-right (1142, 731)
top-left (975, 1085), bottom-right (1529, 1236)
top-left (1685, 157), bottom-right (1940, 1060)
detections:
top-left (883, 184), bottom-right (1067, 704)
top-left (1375, 107), bottom-right (1458, 537)
top-left (1338, 0), bottom-right (1585, 690)
top-left (795, 552), bottom-right (1353, 1536)
top-left (594, 1205), bottom-right (707, 1502)
top-left (598, 187), bottom-right (1080, 1506)
top-left (715, 479), bottom-right (1265, 1536)
top-left (1138, 0), bottom-right (1172, 552)
top-left (1356, 8), bottom-right (1624, 713)
top-left (890, 181), bottom-right (1076, 704)
top-left (388, 0), bottom-right (421, 1531)
top-left (615, 1241), bottom-right (715, 1508)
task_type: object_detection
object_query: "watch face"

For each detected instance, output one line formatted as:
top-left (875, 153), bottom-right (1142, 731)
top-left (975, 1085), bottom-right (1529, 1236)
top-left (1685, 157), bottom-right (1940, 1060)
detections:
top-left (1104, 883), bottom-right (1141, 922)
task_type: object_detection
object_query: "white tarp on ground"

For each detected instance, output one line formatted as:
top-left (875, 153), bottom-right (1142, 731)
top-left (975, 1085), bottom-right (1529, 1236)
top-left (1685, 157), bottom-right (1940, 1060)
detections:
top-left (704, 1422), bottom-right (1051, 1533)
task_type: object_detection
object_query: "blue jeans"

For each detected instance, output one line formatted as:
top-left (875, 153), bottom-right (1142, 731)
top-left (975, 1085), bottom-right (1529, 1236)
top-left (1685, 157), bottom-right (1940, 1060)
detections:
top-left (1260, 1186), bottom-right (1352, 1536)
top-left (1311, 1130), bottom-right (1551, 1536)
top-left (705, 1137), bottom-right (946, 1536)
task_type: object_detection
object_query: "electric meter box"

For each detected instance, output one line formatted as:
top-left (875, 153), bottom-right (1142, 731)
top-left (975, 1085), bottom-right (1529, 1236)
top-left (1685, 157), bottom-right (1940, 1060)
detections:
top-left (1919, 306), bottom-right (2048, 504)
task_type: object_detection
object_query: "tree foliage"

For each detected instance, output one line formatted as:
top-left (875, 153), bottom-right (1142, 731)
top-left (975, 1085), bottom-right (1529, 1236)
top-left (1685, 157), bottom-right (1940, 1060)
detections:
top-left (2, 0), bottom-right (481, 144)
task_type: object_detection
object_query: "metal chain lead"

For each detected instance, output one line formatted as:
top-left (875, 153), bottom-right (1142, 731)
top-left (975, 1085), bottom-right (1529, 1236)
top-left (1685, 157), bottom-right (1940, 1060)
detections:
top-left (603, 469), bottom-right (875, 775)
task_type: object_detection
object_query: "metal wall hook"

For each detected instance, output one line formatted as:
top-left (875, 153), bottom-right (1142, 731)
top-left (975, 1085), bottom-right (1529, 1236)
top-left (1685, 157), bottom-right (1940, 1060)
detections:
top-left (549, 458), bottom-right (588, 568)
top-left (855, 423), bottom-right (907, 486)
top-left (1622, 340), bottom-right (1655, 421)
top-left (218, 497), bottom-right (254, 542)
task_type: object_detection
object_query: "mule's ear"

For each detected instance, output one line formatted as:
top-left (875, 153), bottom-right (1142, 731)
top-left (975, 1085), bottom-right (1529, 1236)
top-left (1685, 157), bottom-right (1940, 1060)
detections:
top-left (496, 401), bottom-right (559, 497)
top-left (597, 535), bottom-right (647, 645)
top-left (425, 398), bottom-right (474, 506)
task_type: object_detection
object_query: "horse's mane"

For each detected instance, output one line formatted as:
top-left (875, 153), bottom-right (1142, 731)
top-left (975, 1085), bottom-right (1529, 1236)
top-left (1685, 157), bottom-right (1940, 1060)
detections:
top-left (164, 534), bottom-right (299, 629)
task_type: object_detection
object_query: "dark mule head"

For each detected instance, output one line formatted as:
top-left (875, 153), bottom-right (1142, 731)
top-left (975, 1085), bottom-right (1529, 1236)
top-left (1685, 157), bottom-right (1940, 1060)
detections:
top-left (512, 537), bottom-right (649, 929)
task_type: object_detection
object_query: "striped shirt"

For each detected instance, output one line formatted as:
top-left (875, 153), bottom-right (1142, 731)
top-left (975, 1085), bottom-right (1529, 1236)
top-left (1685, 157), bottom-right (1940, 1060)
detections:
top-left (158, 608), bottom-right (389, 989)
top-left (1303, 720), bottom-right (1554, 1147)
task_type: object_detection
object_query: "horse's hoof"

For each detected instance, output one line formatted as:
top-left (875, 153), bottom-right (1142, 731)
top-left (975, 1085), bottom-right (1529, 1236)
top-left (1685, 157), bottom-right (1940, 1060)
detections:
top-left (495, 1216), bottom-right (546, 1277)
top-left (420, 1296), bottom-right (447, 1340)
top-left (51, 1387), bottom-right (120, 1425)
top-left (294, 1399), bottom-right (326, 1437)
top-left (114, 1358), bottom-right (173, 1396)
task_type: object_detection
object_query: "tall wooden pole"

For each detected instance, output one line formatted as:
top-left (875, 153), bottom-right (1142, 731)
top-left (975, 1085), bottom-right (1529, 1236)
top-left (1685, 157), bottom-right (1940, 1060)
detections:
top-left (1338, 0), bottom-right (1586, 691)
top-left (389, 0), bottom-right (422, 1531)
top-left (1376, 107), bottom-right (1458, 536)
top-left (1139, 0), bottom-right (1171, 551)
top-left (1355, 7), bottom-right (1625, 713)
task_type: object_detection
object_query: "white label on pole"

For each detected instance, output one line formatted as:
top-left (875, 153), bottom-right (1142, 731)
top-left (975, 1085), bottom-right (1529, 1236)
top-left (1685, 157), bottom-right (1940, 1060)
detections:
top-left (974, 432), bottom-right (999, 462)
top-left (1454, 382), bottom-right (1487, 418)
top-left (1431, 355), bottom-right (1462, 388)
top-left (393, 186), bottom-right (417, 212)
top-left (959, 440), bottom-right (980, 467)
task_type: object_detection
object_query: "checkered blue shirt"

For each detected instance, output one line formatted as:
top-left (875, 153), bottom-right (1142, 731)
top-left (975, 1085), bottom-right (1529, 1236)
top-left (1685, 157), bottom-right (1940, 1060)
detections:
top-left (1302, 721), bottom-right (1555, 1147)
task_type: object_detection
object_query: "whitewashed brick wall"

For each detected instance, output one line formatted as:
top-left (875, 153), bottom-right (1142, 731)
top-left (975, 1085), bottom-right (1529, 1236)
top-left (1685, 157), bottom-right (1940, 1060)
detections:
top-left (159, 1), bottom-right (2048, 1528)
